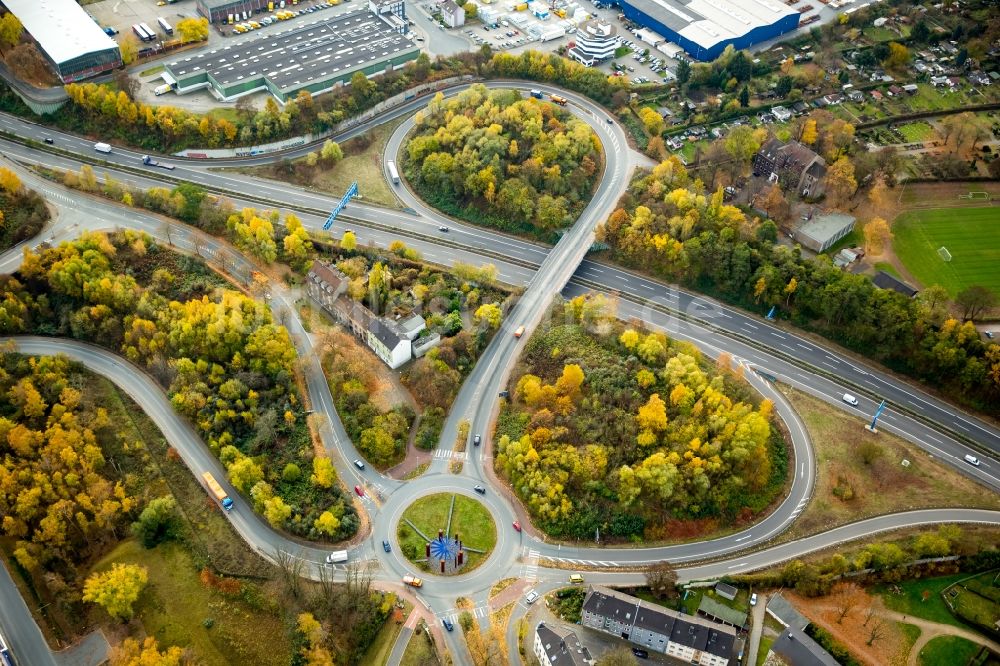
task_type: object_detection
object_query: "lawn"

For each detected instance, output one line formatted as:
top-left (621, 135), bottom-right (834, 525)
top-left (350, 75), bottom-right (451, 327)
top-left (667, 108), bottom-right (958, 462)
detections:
top-left (778, 388), bottom-right (1000, 542)
top-left (896, 121), bottom-right (937, 143)
top-left (892, 206), bottom-right (1000, 297)
top-left (874, 261), bottom-right (902, 279)
top-left (91, 541), bottom-right (289, 666)
top-left (400, 627), bottom-right (440, 666)
top-left (397, 493), bottom-right (497, 573)
top-left (918, 635), bottom-right (983, 666)
top-left (875, 574), bottom-right (971, 628)
top-left (823, 228), bottom-right (863, 255)
top-left (756, 637), bottom-right (775, 666)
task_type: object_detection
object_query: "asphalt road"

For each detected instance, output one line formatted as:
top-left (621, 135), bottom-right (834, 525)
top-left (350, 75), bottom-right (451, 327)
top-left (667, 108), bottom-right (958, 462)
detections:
top-left (2, 83), bottom-right (1000, 665)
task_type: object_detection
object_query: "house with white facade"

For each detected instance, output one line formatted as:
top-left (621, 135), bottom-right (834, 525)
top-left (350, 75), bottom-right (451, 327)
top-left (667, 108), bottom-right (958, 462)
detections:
top-left (581, 586), bottom-right (740, 665)
top-left (533, 623), bottom-right (593, 666)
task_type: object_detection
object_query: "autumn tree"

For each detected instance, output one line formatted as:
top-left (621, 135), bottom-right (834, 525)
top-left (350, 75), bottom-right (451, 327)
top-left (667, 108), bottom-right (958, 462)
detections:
top-left (759, 184), bottom-right (790, 222)
top-left (227, 207), bottom-right (278, 263)
top-left (0, 13), bottom-right (23, 54)
top-left (321, 139), bottom-right (344, 164)
top-left (862, 217), bottom-right (891, 255)
top-left (110, 637), bottom-right (187, 666)
top-left (176, 17), bottom-right (209, 43)
top-left (639, 107), bottom-right (664, 136)
top-left (474, 303), bottom-right (502, 329)
top-left (83, 563), bottom-right (149, 622)
top-left (824, 156), bottom-right (857, 208)
top-left (645, 561), bottom-right (679, 599)
top-left (883, 42), bottom-right (910, 70)
top-left (119, 35), bottom-right (139, 66)
top-left (340, 230), bottom-right (357, 251)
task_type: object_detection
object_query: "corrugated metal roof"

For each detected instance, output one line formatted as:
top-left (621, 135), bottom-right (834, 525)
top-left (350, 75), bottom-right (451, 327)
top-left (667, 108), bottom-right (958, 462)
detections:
top-left (4, 0), bottom-right (118, 66)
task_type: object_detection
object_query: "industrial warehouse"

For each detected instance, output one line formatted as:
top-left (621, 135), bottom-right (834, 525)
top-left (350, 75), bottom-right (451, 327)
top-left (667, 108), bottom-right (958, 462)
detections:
top-left (162, 7), bottom-right (419, 103)
top-left (617, 0), bottom-right (800, 61)
top-left (2, 0), bottom-right (122, 83)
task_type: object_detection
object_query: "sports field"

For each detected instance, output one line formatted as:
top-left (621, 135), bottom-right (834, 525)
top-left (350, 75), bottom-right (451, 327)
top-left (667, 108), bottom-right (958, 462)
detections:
top-left (892, 206), bottom-right (1000, 297)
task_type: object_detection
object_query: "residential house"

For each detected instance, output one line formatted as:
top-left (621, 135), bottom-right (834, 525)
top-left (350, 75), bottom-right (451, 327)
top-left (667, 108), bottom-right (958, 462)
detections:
top-left (930, 75), bottom-right (950, 87)
top-left (752, 138), bottom-right (828, 198)
top-left (870, 90), bottom-right (884, 101)
top-left (581, 586), bottom-right (740, 665)
top-left (902, 83), bottom-right (919, 94)
top-left (969, 71), bottom-right (992, 86)
top-left (441, 0), bottom-right (465, 27)
top-left (771, 105), bottom-right (793, 122)
top-left (306, 262), bottom-right (413, 369)
top-left (534, 623), bottom-right (594, 666)
top-left (887, 84), bottom-right (904, 96)
top-left (848, 90), bottom-right (864, 102)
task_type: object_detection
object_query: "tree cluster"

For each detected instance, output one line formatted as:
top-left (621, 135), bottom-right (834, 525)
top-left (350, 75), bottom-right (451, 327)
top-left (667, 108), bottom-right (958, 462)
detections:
top-left (0, 232), bottom-right (357, 540)
top-left (494, 296), bottom-right (784, 540)
top-left (405, 84), bottom-right (600, 237)
top-left (0, 353), bottom-right (137, 575)
top-left (599, 157), bottom-right (1000, 416)
top-left (0, 166), bottom-right (49, 253)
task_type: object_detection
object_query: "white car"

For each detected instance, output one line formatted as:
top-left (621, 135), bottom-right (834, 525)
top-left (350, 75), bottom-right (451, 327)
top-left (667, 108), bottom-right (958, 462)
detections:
top-left (525, 590), bottom-right (539, 604)
top-left (750, 593), bottom-right (758, 606)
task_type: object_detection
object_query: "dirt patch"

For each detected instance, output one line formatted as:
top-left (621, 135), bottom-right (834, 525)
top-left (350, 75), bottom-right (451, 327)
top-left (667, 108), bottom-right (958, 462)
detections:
top-left (4, 43), bottom-right (60, 87)
top-left (777, 387), bottom-right (1000, 543)
top-left (317, 328), bottom-right (415, 412)
top-left (788, 589), bottom-right (913, 666)
top-left (897, 181), bottom-right (1000, 209)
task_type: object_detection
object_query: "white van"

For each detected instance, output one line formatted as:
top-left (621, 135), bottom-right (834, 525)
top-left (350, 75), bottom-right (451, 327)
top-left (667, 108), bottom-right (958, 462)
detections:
top-left (842, 394), bottom-right (859, 406)
top-left (94, 142), bottom-right (112, 154)
top-left (325, 550), bottom-right (349, 563)
top-left (964, 454), bottom-right (981, 466)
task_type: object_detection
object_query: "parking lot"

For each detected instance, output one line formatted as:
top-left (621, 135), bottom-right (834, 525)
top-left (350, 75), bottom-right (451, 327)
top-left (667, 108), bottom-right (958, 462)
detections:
top-left (85, 0), bottom-right (203, 44)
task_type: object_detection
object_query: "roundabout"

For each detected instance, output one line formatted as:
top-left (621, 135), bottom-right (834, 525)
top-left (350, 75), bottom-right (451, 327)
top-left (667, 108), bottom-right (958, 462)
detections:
top-left (396, 493), bottom-right (497, 575)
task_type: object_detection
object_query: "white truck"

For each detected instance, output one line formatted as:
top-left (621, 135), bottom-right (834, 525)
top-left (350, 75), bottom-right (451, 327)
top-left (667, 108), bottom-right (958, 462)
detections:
top-left (94, 142), bottom-right (112, 154)
top-left (154, 83), bottom-right (172, 96)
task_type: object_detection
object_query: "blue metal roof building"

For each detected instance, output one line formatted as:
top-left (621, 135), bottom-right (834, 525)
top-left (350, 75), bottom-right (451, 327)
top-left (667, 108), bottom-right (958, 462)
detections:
top-left (617, 0), bottom-right (800, 62)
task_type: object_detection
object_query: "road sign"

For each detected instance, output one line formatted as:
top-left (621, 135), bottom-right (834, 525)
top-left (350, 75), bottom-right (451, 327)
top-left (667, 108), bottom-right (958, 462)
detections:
top-left (323, 181), bottom-right (358, 230)
top-left (867, 399), bottom-right (887, 432)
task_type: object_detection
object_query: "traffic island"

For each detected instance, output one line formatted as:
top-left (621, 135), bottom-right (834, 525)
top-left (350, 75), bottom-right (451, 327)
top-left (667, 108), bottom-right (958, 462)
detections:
top-left (397, 493), bottom-right (496, 574)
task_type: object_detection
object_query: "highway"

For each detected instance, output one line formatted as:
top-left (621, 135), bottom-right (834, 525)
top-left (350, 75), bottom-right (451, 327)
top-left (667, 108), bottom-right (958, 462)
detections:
top-left (1, 81), bottom-right (999, 665)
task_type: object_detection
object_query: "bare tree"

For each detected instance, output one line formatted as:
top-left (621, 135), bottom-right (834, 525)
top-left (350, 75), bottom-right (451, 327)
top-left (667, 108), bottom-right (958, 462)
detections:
top-left (274, 549), bottom-right (305, 599)
top-left (863, 604), bottom-right (878, 627)
top-left (160, 221), bottom-right (173, 246)
top-left (866, 616), bottom-right (886, 646)
top-left (645, 561), bottom-right (680, 600)
top-left (831, 582), bottom-right (861, 624)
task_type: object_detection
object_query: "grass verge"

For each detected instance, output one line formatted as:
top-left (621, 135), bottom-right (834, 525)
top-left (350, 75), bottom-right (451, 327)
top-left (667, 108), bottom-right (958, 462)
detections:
top-left (778, 387), bottom-right (1000, 542)
top-left (361, 599), bottom-right (411, 666)
top-left (756, 636), bottom-right (775, 666)
top-left (397, 493), bottom-right (496, 573)
top-left (400, 626), bottom-right (440, 666)
top-left (237, 118), bottom-right (404, 208)
top-left (918, 635), bottom-right (983, 666)
top-left (892, 206), bottom-right (1000, 297)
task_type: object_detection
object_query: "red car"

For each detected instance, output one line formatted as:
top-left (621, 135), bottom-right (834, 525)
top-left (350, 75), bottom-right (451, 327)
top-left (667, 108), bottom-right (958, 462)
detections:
top-left (354, 485), bottom-right (364, 497)
top-left (513, 521), bottom-right (522, 532)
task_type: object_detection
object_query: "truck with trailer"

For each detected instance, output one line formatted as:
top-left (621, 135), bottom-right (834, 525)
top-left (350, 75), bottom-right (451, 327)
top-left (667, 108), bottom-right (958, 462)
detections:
top-left (94, 142), bottom-right (112, 153)
top-left (142, 155), bottom-right (175, 170)
top-left (387, 160), bottom-right (400, 185)
top-left (202, 472), bottom-right (234, 510)
top-left (154, 83), bottom-right (172, 96)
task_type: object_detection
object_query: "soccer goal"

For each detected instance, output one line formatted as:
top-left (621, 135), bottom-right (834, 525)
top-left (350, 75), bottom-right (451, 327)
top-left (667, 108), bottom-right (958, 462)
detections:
top-left (937, 246), bottom-right (952, 262)
top-left (958, 191), bottom-right (991, 200)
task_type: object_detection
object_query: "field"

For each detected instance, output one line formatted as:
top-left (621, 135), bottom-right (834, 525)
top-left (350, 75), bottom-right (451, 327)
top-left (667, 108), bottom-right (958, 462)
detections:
top-left (918, 635), bottom-right (983, 666)
top-left (896, 121), bottom-right (937, 143)
top-left (778, 388), bottom-right (1000, 542)
top-left (875, 574), bottom-right (971, 627)
top-left (892, 206), bottom-right (1000, 297)
top-left (397, 493), bottom-right (497, 573)
top-left (400, 627), bottom-right (440, 666)
top-left (91, 541), bottom-right (289, 666)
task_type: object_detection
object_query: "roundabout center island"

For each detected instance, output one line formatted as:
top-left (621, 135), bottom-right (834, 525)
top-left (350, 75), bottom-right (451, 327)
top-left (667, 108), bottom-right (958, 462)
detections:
top-left (397, 493), bottom-right (497, 575)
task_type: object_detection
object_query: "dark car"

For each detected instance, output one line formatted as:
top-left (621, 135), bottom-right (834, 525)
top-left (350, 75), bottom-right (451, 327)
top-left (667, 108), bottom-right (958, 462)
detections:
top-left (499, 390), bottom-right (510, 398)
top-left (43, 137), bottom-right (54, 144)
top-left (442, 618), bottom-right (454, 631)
top-left (382, 539), bottom-right (391, 552)
top-left (474, 485), bottom-right (486, 495)
top-left (631, 647), bottom-right (649, 659)
top-left (606, 117), bottom-right (613, 124)
top-left (473, 434), bottom-right (481, 446)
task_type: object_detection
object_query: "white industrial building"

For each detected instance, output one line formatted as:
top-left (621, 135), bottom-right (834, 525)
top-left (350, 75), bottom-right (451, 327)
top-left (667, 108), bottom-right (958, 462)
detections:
top-left (569, 19), bottom-right (618, 65)
top-left (3, 0), bottom-right (122, 83)
top-left (529, 22), bottom-right (566, 41)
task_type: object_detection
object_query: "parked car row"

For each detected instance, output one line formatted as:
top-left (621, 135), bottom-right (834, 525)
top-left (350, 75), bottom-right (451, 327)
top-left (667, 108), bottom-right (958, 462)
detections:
top-left (232, 1), bottom-right (342, 33)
